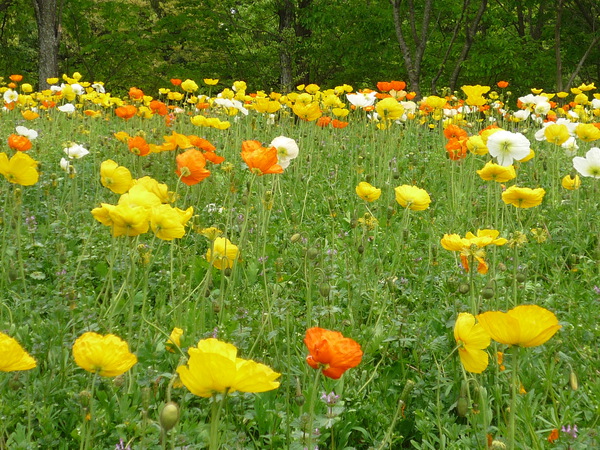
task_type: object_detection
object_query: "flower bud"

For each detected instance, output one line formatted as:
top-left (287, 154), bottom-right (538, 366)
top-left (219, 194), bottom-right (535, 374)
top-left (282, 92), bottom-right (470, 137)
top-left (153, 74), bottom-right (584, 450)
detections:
top-left (306, 247), bottom-right (319, 260)
top-left (319, 282), bottom-right (330, 298)
top-left (458, 283), bottom-right (470, 294)
top-left (569, 371), bottom-right (578, 391)
top-left (160, 401), bottom-right (180, 432)
top-left (290, 233), bottom-right (302, 243)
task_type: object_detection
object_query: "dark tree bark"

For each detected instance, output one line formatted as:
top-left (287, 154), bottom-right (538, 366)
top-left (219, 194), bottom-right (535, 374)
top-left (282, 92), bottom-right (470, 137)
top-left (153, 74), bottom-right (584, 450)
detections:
top-left (555, 0), bottom-right (563, 91)
top-left (390, 0), bottom-right (433, 99)
top-left (32, 0), bottom-right (63, 90)
top-left (277, 0), bottom-right (294, 92)
top-left (448, 0), bottom-right (488, 91)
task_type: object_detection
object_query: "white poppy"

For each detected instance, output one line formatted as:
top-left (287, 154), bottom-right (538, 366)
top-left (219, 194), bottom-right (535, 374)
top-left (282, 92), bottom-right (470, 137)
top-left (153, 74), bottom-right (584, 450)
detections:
top-left (15, 126), bottom-right (38, 140)
top-left (573, 147), bottom-right (600, 178)
top-left (270, 135), bottom-right (299, 169)
top-left (64, 143), bottom-right (89, 159)
top-left (57, 103), bottom-right (76, 114)
top-left (487, 130), bottom-right (531, 166)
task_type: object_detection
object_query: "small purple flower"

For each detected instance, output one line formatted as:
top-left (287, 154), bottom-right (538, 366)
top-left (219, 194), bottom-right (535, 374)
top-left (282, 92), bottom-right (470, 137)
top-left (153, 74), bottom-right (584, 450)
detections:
top-left (320, 391), bottom-right (340, 406)
top-left (593, 285), bottom-right (600, 295)
top-left (258, 256), bottom-right (268, 264)
top-left (212, 327), bottom-right (219, 338)
top-left (561, 424), bottom-right (578, 439)
top-left (115, 439), bottom-right (131, 450)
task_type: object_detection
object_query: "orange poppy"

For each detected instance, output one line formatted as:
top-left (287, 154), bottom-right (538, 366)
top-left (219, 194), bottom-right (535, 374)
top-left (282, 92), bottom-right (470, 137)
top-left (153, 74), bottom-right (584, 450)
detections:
top-left (149, 100), bottom-right (168, 116)
top-left (317, 116), bottom-right (332, 127)
top-left (128, 87), bottom-right (144, 100)
top-left (443, 124), bottom-right (468, 141)
top-left (9, 74), bottom-right (23, 83)
top-left (115, 105), bottom-right (137, 120)
top-left (304, 327), bottom-right (363, 379)
top-left (170, 78), bottom-right (182, 86)
top-left (127, 136), bottom-right (150, 156)
top-left (377, 81), bottom-right (392, 92)
top-left (547, 428), bottom-right (559, 443)
top-left (390, 80), bottom-right (406, 91)
top-left (332, 119), bottom-right (349, 129)
top-left (7, 134), bottom-right (32, 152)
top-left (188, 135), bottom-right (225, 164)
top-left (41, 100), bottom-right (56, 109)
top-left (445, 138), bottom-right (468, 160)
top-left (176, 149), bottom-right (211, 185)
top-left (241, 140), bottom-right (283, 175)
top-left (497, 81), bottom-right (509, 89)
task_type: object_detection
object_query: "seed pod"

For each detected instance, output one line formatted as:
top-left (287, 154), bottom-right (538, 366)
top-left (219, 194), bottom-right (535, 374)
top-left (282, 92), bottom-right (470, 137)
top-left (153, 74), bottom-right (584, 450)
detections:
top-left (569, 371), bottom-right (578, 391)
top-left (319, 282), bottom-right (330, 298)
top-left (306, 247), bottom-right (319, 260)
top-left (160, 402), bottom-right (180, 432)
top-left (481, 283), bottom-right (495, 299)
top-left (456, 397), bottom-right (468, 417)
top-left (458, 283), bottom-right (470, 294)
top-left (515, 272), bottom-right (526, 283)
top-left (290, 233), bottom-right (302, 243)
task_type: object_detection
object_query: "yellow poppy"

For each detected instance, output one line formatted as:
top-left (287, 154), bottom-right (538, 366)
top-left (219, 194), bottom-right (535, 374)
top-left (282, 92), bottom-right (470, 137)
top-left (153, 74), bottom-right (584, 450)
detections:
top-left (476, 305), bottom-right (561, 347)
top-left (72, 332), bottom-right (137, 377)
top-left (0, 151), bottom-right (39, 186)
top-left (502, 186), bottom-right (545, 208)
top-left (166, 328), bottom-right (184, 353)
top-left (100, 160), bottom-right (133, 194)
top-left (355, 182), bottom-right (382, 202)
top-left (394, 185), bottom-right (431, 211)
top-left (206, 237), bottom-right (240, 270)
top-left (477, 161), bottom-right (516, 182)
top-left (0, 332), bottom-right (37, 372)
top-left (454, 313), bottom-right (491, 373)
top-left (176, 338), bottom-right (280, 398)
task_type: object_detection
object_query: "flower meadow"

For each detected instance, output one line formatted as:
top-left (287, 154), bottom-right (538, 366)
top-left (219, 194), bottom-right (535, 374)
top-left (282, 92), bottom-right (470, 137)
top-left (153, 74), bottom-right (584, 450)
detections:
top-left (1, 73), bottom-right (600, 449)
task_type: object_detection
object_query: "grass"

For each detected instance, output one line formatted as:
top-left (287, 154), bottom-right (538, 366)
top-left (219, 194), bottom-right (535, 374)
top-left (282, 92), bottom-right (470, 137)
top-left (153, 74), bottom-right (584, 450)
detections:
top-left (0, 79), bottom-right (599, 449)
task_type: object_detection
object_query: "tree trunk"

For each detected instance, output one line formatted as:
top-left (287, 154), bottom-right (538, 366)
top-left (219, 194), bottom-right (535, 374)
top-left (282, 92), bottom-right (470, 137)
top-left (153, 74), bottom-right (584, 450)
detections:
top-left (448, 0), bottom-right (487, 91)
top-left (32, 0), bottom-right (63, 90)
top-left (390, 0), bottom-right (433, 99)
top-left (277, 0), bottom-right (294, 92)
top-left (554, 0), bottom-right (563, 91)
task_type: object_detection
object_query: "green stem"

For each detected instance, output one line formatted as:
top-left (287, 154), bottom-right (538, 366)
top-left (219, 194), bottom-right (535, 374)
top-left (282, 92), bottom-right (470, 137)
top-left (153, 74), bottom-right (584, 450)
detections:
top-left (508, 347), bottom-right (519, 450)
top-left (209, 392), bottom-right (228, 450)
top-left (306, 368), bottom-right (322, 449)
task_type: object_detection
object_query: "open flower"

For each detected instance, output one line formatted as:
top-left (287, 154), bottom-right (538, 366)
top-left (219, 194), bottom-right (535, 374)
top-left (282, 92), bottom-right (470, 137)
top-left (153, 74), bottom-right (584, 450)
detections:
top-left (477, 161), bottom-right (517, 182)
top-left (356, 181), bottom-right (381, 202)
top-left (394, 185), bottom-right (431, 211)
top-left (176, 149), bottom-right (211, 185)
top-left (100, 160), bottom-right (133, 194)
top-left (0, 332), bottom-right (37, 372)
top-left (7, 134), bottom-right (32, 152)
top-left (166, 327), bottom-right (183, 353)
top-left (64, 143), bottom-right (89, 159)
top-left (573, 147), bottom-right (600, 178)
top-left (562, 174), bottom-right (581, 190)
top-left (206, 237), bottom-right (240, 270)
top-left (454, 313), bottom-right (490, 373)
top-left (270, 136), bottom-right (299, 169)
top-left (150, 204), bottom-right (193, 240)
top-left (441, 229), bottom-right (506, 274)
top-left (461, 85), bottom-right (490, 106)
top-left (304, 327), bottom-right (363, 379)
top-left (176, 338), bottom-right (280, 397)
top-left (476, 305), bottom-right (561, 347)
top-left (72, 332), bottom-right (138, 377)
top-left (502, 186), bottom-right (546, 208)
top-left (128, 136), bottom-right (150, 156)
top-left (241, 140), bottom-right (284, 175)
top-left (0, 151), bottom-right (39, 186)
top-left (487, 130), bottom-right (531, 166)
